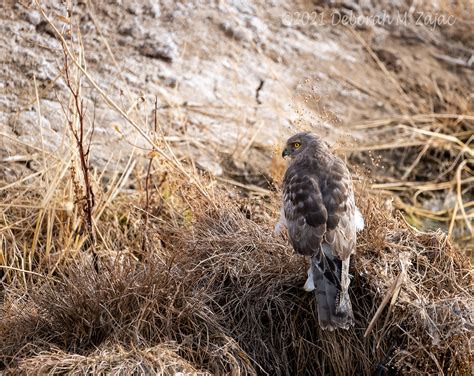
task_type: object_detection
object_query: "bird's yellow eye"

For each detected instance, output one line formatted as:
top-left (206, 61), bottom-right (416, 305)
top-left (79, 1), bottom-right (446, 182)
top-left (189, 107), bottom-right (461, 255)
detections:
top-left (293, 142), bottom-right (301, 149)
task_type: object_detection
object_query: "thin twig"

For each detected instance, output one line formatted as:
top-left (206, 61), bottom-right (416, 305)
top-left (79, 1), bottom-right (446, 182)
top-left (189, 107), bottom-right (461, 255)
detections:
top-left (35, 1), bottom-right (214, 206)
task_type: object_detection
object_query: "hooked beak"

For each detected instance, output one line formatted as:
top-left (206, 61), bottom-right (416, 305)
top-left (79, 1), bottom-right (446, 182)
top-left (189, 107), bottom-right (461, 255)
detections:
top-left (282, 148), bottom-right (289, 158)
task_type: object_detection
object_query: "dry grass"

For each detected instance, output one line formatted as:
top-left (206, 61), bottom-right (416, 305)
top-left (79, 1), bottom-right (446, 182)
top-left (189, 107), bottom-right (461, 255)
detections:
top-left (347, 113), bottom-right (473, 253)
top-left (1, 2), bottom-right (473, 375)
top-left (325, 1), bottom-right (474, 254)
top-left (1, 165), bottom-right (472, 375)
top-left (343, 22), bottom-right (474, 254)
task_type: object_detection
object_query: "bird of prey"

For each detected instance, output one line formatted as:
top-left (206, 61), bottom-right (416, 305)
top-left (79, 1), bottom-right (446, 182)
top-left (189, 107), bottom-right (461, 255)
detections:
top-left (275, 132), bottom-right (364, 330)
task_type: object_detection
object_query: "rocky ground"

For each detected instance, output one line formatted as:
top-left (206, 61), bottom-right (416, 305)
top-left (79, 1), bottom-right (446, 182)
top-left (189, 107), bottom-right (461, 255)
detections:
top-left (1, 0), bottom-right (473, 241)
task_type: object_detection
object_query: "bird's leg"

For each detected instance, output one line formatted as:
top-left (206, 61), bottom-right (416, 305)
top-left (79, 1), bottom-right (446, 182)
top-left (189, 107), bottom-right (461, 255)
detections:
top-left (303, 256), bottom-right (315, 292)
top-left (274, 206), bottom-right (287, 235)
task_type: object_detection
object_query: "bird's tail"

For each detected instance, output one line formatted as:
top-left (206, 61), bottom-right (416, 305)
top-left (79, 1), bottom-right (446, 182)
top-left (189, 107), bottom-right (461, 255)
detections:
top-left (311, 245), bottom-right (354, 330)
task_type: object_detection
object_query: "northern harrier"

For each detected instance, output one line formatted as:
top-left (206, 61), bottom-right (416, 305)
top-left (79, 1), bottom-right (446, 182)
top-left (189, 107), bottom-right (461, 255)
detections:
top-left (275, 132), bottom-right (364, 330)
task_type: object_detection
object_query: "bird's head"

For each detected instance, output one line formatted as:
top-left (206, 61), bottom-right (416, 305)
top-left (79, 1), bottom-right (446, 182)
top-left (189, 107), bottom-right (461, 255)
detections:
top-left (282, 132), bottom-right (323, 159)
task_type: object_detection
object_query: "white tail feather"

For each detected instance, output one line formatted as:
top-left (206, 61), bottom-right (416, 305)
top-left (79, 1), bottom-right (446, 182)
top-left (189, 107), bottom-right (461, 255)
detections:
top-left (355, 207), bottom-right (364, 231)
